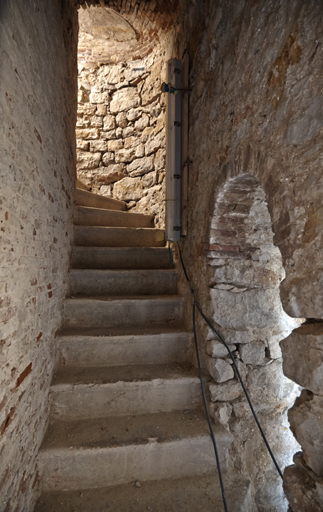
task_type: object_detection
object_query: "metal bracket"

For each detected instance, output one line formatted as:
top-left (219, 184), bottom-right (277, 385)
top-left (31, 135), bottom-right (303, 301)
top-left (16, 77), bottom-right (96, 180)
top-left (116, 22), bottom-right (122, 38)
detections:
top-left (165, 58), bottom-right (182, 243)
top-left (161, 82), bottom-right (192, 94)
top-left (182, 158), bottom-right (192, 169)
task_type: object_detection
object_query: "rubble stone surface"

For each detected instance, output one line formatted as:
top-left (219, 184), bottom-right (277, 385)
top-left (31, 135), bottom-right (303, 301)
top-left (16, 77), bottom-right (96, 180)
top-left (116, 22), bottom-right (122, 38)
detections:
top-left (206, 340), bottom-right (236, 359)
top-left (113, 177), bottom-right (143, 202)
top-left (239, 343), bottom-right (265, 366)
top-left (0, 1), bottom-right (77, 510)
top-left (209, 381), bottom-right (243, 402)
top-left (289, 390), bottom-right (323, 477)
top-left (210, 402), bottom-right (233, 429)
top-left (284, 464), bottom-right (323, 512)
top-left (206, 357), bottom-right (234, 383)
top-left (281, 323), bottom-right (323, 395)
top-left (76, 53), bottom-right (166, 228)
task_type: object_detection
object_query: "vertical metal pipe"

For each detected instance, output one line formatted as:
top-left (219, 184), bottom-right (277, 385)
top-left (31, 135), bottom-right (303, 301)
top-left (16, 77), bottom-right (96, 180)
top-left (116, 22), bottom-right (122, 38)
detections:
top-left (165, 58), bottom-right (182, 242)
top-left (181, 53), bottom-right (189, 236)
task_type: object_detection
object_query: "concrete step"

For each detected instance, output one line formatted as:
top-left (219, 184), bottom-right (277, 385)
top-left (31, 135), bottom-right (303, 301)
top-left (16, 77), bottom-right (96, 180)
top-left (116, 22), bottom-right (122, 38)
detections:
top-left (57, 332), bottom-right (192, 367)
top-left (35, 473), bottom-right (252, 512)
top-left (74, 226), bottom-right (165, 247)
top-left (63, 296), bottom-right (183, 330)
top-left (37, 410), bottom-right (233, 492)
top-left (74, 205), bottom-right (154, 228)
top-left (50, 363), bottom-right (203, 419)
top-left (59, 325), bottom-right (189, 337)
top-left (71, 246), bottom-right (171, 269)
top-left (75, 189), bottom-right (126, 211)
top-left (69, 269), bottom-right (177, 297)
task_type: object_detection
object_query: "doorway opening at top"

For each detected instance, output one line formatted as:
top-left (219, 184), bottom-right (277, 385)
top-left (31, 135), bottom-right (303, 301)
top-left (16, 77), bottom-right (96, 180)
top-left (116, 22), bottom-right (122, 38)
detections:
top-left (75, 2), bottom-right (176, 229)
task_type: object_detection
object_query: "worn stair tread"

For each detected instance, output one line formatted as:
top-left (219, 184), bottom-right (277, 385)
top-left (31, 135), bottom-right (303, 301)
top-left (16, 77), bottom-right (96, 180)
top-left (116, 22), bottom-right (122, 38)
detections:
top-left (69, 268), bottom-right (176, 276)
top-left (68, 269), bottom-right (177, 296)
top-left (59, 325), bottom-right (189, 336)
top-left (66, 294), bottom-right (181, 301)
top-left (75, 189), bottom-right (126, 211)
top-left (50, 369), bottom-right (203, 420)
top-left (41, 409), bottom-right (216, 450)
top-left (63, 296), bottom-right (183, 328)
top-left (58, 329), bottom-right (190, 338)
top-left (57, 332), bottom-right (192, 367)
top-left (71, 246), bottom-right (172, 269)
top-left (34, 473), bottom-right (251, 512)
top-left (52, 362), bottom-right (201, 386)
top-left (74, 205), bottom-right (154, 228)
top-left (74, 226), bottom-right (165, 248)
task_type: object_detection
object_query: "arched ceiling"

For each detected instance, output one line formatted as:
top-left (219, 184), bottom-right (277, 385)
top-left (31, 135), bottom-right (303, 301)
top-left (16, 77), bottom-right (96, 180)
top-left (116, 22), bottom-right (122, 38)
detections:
top-left (75, 0), bottom-right (179, 64)
top-left (79, 6), bottom-right (136, 42)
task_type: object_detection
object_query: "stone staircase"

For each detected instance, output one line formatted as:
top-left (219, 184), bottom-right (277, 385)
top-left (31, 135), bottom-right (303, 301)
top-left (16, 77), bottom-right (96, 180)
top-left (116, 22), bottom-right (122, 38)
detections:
top-left (34, 188), bottom-right (252, 511)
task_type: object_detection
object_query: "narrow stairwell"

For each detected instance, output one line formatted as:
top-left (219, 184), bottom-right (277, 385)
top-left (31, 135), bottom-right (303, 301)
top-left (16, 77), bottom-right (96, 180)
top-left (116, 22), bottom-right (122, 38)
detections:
top-left (35, 187), bottom-right (252, 511)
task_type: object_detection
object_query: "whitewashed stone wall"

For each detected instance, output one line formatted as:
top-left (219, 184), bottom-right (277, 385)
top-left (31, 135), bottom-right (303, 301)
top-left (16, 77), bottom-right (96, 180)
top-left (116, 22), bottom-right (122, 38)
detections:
top-left (76, 52), bottom-right (166, 227)
top-left (0, 1), bottom-right (77, 510)
top-left (205, 174), bottom-right (301, 511)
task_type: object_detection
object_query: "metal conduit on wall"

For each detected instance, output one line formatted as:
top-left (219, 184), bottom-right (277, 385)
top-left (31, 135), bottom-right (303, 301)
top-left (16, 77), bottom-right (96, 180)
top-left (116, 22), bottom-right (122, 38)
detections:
top-left (165, 58), bottom-right (182, 242)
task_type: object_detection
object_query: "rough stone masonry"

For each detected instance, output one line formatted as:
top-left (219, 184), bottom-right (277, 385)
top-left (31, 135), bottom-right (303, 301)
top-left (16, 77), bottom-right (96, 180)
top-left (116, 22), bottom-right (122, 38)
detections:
top-left (1, 1), bottom-right (175, 509)
top-left (2, 0), bottom-right (323, 511)
top-left (0, 1), bottom-right (78, 511)
top-left (76, 53), bottom-right (167, 228)
top-left (174, 0), bottom-right (323, 510)
top-left (205, 174), bottom-right (302, 511)
top-left (74, 2), bottom-right (177, 229)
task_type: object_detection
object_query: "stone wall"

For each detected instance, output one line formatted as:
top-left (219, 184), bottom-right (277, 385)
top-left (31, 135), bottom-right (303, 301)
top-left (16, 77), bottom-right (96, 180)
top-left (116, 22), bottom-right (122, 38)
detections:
top-left (76, 52), bottom-right (166, 227)
top-left (2, 0), bottom-right (323, 510)
top-left (174, 0), bottom-right (323, 510)
top-left (75, 0), bottom-right (179, 229)
top-left (76, 0), bottom-right (178, 65)
top-left (205, 174), bottom-right (301, 510)
top-left (281, 325), bottom-right (323, 509)
top-left (0, 1), bottom-right (77, 510)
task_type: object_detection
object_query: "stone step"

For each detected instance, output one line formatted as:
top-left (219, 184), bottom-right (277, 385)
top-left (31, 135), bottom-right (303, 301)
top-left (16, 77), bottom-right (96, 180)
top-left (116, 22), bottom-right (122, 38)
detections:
top-left (63, 296), bottom-right (183, 330)
top-left (60, 325), bottom-right (189, 337)
top-left (50, 363), bottom-right (203, 419)
top-left (37, 410), bottom-right (233, 492)
top-left (69, 269), bottom-right (177, 296)
top-left (74, 226), bottom-right (165, 247)
top-left (74, 205), bottom-right (154, 228)
top-left (75, 189), bottom-right (126, 211)
top-left (57, 332), bottom-right (192, 367)
top-left (71, 246), bottom-right (171, 269)
top-left (35, 473), bottom-right (252, 512)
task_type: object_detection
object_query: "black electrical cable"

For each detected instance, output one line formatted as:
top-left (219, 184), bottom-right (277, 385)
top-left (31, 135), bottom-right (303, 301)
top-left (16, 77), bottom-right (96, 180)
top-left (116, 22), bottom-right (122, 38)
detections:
top-left (168, 241), bottom-right (173, 268)
top-left (192, 300), bottom-right (228, 512)
top-left (176, 241), bottom-right (284, 481)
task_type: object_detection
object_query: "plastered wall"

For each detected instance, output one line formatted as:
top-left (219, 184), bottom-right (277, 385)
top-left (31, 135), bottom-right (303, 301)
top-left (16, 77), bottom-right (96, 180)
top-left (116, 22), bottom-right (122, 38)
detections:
top-left (0, 1), bottom-right (77, 510)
